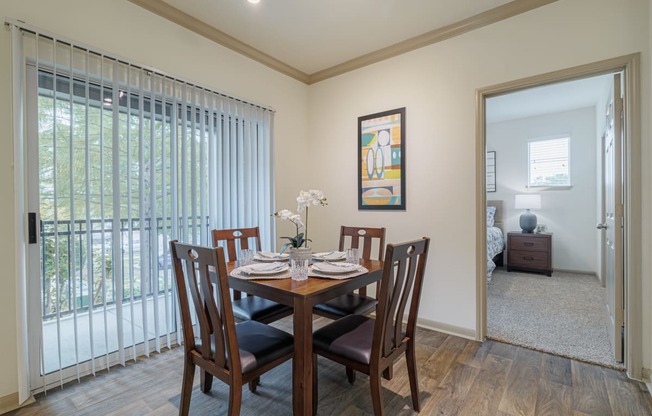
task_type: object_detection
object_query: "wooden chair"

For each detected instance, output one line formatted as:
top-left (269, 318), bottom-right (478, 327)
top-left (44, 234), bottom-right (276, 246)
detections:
top-left (212, 227), bottom-right (293, 323)
top-left (170, 240), bottom-right (294, 416)
top-left (312, 237), bottom-right (430, 416)
top-left (313, 226), bottom-right (386, 319)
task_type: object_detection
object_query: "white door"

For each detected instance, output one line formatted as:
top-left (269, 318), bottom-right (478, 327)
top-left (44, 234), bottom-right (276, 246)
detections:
top-left (601, 73), bottom-right (624, 363)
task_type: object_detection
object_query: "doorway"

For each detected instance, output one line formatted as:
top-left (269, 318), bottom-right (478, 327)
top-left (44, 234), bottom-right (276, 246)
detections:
top-left (475, 54), bottom-right (642, 379)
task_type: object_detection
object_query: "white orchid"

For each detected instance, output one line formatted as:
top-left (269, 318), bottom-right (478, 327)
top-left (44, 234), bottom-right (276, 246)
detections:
top-left (274, 209), bottom-right (305, 229)
top-left (297, 189), bottom-right (328, 212)
top-left (274, 189), bottom-right (327, 251)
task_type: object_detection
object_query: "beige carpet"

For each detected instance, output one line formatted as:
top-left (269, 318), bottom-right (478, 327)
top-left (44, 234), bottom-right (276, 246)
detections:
top-left (487, 269), bottom-right (624, 370)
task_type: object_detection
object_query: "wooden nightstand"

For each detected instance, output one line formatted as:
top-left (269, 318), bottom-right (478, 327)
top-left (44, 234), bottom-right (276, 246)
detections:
top-left (506, 232), bottom-right (552, 276)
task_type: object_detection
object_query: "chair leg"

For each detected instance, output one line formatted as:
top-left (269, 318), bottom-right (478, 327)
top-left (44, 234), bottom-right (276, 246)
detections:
top-left (179, 360), bottom-right (196, 416)
top-left (346, 366), bottom-right (356, 385)
top-left (248, 376), bottom-right (260, 393)
top-left (313, 355), bottom-right (319, 416)
top-left (228, 383), bottom-right (243, 416)
top-left (406, 341), bottom-right (420, 412)
top-left (200, 369), bottom-right (213, 393)
top-left (369, 371), bottom-right (384, 416)
top-left (382, 366), bottom-right (393, 381)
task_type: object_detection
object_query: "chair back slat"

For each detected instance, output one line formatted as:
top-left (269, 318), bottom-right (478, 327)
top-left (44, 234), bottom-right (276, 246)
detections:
top-left (374, 238), bottom-right (430, 359)
top-left (170, 241), bottom-right (240, 375)
top-left (212, 227), bottom-right (262, 261)
top-left (339, 226), bottom-right (386, 261)
top-left (212, 227), bottom-right (262, 300)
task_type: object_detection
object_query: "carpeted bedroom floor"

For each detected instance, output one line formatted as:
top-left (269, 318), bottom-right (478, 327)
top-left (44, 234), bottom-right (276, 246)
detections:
top-left (487, 268), bottom-right (624, 370)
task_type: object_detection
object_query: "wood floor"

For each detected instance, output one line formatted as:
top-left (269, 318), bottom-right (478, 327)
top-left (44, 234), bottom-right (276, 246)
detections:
top-left (8, 317), bottom-right (652, 416)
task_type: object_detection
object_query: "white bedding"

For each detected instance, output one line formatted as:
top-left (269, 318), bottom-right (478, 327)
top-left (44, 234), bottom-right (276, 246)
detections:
top-left (487, 226), bottom-right (504, 281)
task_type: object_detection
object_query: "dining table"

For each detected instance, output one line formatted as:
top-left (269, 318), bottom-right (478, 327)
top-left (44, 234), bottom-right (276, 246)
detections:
top-left (226, 257), bottom-right (384, 416)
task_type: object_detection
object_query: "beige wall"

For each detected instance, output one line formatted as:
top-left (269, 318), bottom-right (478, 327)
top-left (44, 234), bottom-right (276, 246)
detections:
top-left (0, 0), bottom-right (650, 404)
top-left (0, 0), bottom-right (309, 400)
top-left (306, 0), bottom-right (650, 359)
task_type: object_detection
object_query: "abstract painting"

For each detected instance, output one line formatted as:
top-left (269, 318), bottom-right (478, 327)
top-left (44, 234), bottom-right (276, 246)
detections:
top-left (358, 108), bottom-right (406, 210)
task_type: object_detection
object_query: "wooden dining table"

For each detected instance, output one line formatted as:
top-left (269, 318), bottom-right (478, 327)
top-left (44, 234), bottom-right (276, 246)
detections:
top-left (227, 258), bottom-right (384, 416)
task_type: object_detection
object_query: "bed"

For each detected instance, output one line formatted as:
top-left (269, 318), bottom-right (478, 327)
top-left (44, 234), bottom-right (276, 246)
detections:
top-left (486, 200), bottom-right (505, 281)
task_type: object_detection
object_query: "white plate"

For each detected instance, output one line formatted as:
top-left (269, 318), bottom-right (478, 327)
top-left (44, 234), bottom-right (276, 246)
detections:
top-left (231, 269), bottom-right (290, 280)
top-left (309, 266), bottom-right (368, 280)
top-left (312, 261), bottom-right (359, 274)
top-left (239, 262), bottom-right (289, 276)
top-left (312, 251), bottom-right (346, 261)
top-left (254, 252), bottom-right (289, 262)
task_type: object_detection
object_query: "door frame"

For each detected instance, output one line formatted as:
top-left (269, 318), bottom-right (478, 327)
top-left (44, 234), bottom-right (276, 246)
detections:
top-left (475, 53), bottom-right (642, 379)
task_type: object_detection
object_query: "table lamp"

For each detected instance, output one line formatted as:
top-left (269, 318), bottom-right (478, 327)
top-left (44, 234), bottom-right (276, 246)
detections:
top-left (515, 194), bottom-right (541, 233)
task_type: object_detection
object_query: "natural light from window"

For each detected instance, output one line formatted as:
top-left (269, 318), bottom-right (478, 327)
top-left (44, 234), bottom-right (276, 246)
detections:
top-left (528, 136), bottom-right (570, 187)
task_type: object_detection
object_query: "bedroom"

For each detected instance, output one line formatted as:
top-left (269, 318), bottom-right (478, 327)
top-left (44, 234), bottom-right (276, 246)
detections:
top-left (484, 73), bottom-right (622, 368)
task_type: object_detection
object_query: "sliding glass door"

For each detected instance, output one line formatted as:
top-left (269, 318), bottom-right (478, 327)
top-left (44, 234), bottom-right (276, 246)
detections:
top-left (20, 29), bottom-right (275, 392)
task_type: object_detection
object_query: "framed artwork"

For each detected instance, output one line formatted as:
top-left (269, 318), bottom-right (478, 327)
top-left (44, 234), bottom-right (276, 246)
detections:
top-left (486, 151), bottom-right (496, 192)
top-left (358, 107), bottom-right (406, 210)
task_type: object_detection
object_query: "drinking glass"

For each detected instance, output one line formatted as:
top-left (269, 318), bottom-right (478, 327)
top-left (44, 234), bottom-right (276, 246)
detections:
top-left (290, 258), bottom-right (309, 281)
top-left (346, 248), bottom-right (360, 264)
top-left (239, 249), bottom-right (254, 266)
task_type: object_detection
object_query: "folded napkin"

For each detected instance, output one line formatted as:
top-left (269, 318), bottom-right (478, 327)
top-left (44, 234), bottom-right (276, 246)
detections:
top-left (313, 251), bottom-right (346, 261)
top-left (312, 261), bottom-right (359, 274)
top-left (240, 262), bottom-right (285, 274)
top-left (257, 251), bottom-right (289, 260)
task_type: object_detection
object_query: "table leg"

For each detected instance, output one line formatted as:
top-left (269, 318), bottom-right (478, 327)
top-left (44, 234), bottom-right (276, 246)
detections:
top-left (293, 297), bottom-right (313, 415)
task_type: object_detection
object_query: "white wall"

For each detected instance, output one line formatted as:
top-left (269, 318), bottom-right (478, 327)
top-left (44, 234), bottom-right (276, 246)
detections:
top-left (0, 0), bottom-right (309, 401)
top-left (306, 0), bottom-right (650, 350)
top-left (487, 107), bottom-right (598, 273)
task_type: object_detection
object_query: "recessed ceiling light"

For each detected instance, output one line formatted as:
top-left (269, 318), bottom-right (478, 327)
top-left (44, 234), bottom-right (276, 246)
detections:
top-left (248, 0), bottom-right (260, 4)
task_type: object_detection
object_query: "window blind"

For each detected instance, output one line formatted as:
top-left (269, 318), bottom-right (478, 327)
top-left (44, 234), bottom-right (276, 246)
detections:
top-left (528, 137), bottom-right (570, 187)
top-left (11, 22), bottom-right (276, 393)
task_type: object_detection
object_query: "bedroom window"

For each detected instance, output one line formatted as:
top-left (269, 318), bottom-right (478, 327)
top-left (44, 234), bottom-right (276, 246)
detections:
top-left (528, 136), bottom-right (570, 187)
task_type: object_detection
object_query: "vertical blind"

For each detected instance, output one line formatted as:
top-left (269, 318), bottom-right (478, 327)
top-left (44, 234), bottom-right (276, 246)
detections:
top-left (12, 23), bottom-right (276, 392)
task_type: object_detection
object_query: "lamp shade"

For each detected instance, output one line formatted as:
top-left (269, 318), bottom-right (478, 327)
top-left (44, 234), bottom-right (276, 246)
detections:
top-left (514, 194), bottom-right (541, 210)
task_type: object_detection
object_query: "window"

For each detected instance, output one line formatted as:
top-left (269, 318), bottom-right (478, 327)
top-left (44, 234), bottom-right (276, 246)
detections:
top-left (17, 27), bottom-right (275, 391)
top-left (528, 137), bottom-right (570, 187)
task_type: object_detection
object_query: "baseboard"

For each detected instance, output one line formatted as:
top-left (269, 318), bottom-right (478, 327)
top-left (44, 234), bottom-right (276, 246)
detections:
top-left (552, 268), bottom-right (598, 277)
top-left (0, 392), bottom-right (34, 415)
top-left (416, 317), bottom-right (476, 340)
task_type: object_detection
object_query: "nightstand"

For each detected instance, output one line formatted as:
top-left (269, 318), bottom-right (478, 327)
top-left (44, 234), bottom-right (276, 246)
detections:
top-left (506, 232), bottom-right (552, 276)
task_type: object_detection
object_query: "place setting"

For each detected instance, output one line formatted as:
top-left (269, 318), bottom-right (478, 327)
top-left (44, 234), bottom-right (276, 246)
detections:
top-left (312, 250), bottom-right (347, 262)
top-left (254, 251), bottom-right (290, 262)
top-left (309, 261), bottom-right (368, 280)
top-left (230, 249), bottom-right (290, 279)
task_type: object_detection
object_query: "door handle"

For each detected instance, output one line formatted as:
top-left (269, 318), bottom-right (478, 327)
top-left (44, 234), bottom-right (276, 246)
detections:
top-left (597, 223), bottom-right (608, 230)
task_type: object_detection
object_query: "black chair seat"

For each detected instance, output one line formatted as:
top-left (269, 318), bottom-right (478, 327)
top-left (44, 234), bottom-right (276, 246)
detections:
top-left (313, 314), bottom-right (375, 365)
top-left (313, 294), bottom-right (377, 319)
top-left (236, 320), bottom-right (294, 373)
top-left (232, 296), bottom-right (293, 323)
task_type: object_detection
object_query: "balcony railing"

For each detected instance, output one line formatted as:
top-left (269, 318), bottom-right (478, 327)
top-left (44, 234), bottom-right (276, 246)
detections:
top-left (40, 216), bottom-right (210, 319)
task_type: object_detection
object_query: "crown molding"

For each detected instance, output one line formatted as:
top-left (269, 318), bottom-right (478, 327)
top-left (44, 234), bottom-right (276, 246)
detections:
top-left (307, 0), bottom-right (559, 84)
top-left (128, 0), bottom-right (310, 83)
top-left (129, 0), bottom-right (558, 85)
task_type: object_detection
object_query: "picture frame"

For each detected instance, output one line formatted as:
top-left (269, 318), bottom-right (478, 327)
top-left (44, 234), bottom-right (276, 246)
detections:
top-left (358, 107), bottom-right (406, 210)
top-left (486, 151), bottom-right (496, 192)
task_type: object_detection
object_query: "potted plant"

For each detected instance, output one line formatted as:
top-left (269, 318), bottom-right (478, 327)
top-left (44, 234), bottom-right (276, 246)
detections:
top-left (274, 189), bottom-right (327, 262)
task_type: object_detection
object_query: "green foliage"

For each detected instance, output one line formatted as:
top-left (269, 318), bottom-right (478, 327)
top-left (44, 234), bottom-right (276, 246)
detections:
top-left (279, 233), bottom-right (311, 253)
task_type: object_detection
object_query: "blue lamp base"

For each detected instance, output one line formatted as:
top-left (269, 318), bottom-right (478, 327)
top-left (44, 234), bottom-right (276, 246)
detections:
top-left (519, 209), bottom-right (537, 233)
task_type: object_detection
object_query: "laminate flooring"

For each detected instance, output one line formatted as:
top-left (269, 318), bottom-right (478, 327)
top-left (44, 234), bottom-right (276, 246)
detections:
top-left (8, 317), bottom-right (652, 416)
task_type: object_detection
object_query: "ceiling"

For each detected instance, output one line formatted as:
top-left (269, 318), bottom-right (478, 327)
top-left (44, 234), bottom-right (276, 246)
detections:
top-left (129, 0), bottom-right (558, 84)
top-left (486, 74), bottom-right (613, 123)
top-left (128, 0), bottom-right (605, 122)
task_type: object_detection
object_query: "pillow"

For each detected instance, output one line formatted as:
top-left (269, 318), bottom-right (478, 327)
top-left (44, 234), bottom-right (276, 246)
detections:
top-left (486, 206), bottom-right (496, 227)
